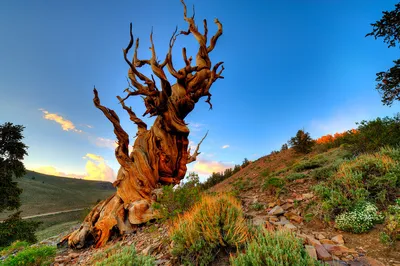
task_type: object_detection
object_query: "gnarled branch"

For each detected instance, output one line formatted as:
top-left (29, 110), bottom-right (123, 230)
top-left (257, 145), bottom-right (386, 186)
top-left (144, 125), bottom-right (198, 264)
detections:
top-left (93, 88), bottom-right (131, 167)
top-left (187, 131), bottom-right (208, 163)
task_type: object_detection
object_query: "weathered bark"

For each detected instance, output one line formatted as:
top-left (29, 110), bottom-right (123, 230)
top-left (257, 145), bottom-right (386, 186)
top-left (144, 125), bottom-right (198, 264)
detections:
top-left (62, 0), bottom-right (223, 249)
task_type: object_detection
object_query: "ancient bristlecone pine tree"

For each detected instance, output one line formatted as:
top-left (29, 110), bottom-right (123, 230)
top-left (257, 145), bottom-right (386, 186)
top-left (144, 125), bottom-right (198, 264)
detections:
top-left (63, 1), bottom-right (223, 248)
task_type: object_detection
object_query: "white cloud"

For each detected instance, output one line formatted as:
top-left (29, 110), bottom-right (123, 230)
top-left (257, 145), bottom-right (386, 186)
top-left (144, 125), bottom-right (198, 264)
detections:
top-left (222, 145), bottom-right (230, 149)
top-left (39, 108), bottom-right (82, 133)
top-left (93, 137), bottom-right (117, 150)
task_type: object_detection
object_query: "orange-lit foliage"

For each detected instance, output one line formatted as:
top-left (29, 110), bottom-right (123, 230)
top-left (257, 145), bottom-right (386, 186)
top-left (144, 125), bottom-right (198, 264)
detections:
top-left (316, 129), bottom-right (358, 144)
top-left (169, 194), bottom-right (249, 265)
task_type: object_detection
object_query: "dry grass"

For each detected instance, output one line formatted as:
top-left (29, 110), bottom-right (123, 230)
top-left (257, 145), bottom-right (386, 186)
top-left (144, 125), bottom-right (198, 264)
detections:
top-left (169, 193), bottom-right (249, 265)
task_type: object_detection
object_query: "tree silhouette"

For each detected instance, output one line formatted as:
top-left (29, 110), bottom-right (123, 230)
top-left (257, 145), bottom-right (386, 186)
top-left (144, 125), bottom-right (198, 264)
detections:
top-left (288, 130), bottom-right (314, 154)
top-left (367, 3), bottom-right (400, 105)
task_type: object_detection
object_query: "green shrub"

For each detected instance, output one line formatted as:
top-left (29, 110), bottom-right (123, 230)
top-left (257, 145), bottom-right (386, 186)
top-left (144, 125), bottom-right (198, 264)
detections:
top-left (262, 177), bottom-right (285, 195)
top-left (314, 149), bottom-right (400, 216)
top-left (152, 175), bottom-right (201, 220)
top-left (260, 169), bottom-right (270, 177)
top-left (346, 115), bottom-right (400, 154)
top-left (250, 203), bottom-right (265, 211)
top-left (293, 158), bottom-right (326, 172)
top-left (0, 241), bottom-right (29, 257)
top-left (230, 228), bottom-right (323, 266)
top-left (1, 244), bottom-right (56, 266)
top-left (232, 177), bottom-right (251, 192)
top-left (304, 213), bottom-right (314, 223)
top-left (92, 244), bottom-right (155, 266)
top-left (381, 199), bottom-right (400, 245)
top-left (0, 211), bottom-right (41, 248)
top-left (170, 194), bottom-right (249, 266)
top-left (335, 202), bottom-right (384, 233)
top-left (286, 173), bottom-right (306, 181)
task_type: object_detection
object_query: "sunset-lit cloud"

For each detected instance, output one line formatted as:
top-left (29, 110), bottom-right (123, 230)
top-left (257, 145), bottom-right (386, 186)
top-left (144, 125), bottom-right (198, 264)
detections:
top-left (39, 108), bottom-right (82, 133)
top-left (191, 159), bottom-right (233, 176)
top-left (33, 153), bottom-right (116, 182)
top-left (84, 156), bottom-right (115, 182)
top-left (83, 153), bottom-right (104, 161)
top-left (33, 166), bottom-right (85, 179)
top-left (222, 145), bottom-right (230, 149)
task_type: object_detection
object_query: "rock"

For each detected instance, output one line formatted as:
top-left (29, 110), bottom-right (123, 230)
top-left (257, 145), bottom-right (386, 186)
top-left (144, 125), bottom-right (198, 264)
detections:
top-left (253, 216), bottom-right (266, 226)
top-left (322, 244), bottom-right (350, 256)
top-left (302, 193), bottom-right (314, 200)
top-left (268, 216), bottom-right (279, 222)
top-left (305, 245), bottom-right (317, 260)
top-left (315, 245), bottom-right (332, 261)
top-left (280, 216), bottom-right (289, 223)
top-left (68, 252), bottom-right (80, 259)
top-left (268, 206), bottom-right (285, 216)
top-left (316, 233), bottom-right (326, 240)
top-left (142, 243), bottom-right (158, 256)
top-left (284, 211), bottom-right (303, 223)
top-left (327, 261), bottom-right (348, 266)
top-left (357, 257), bottom-right (386, 266)
top-left (283, 223), bottom-right (297, 231)
top-left (320, 239), bottom-right (336, 245)
top-left (306, 236), bottom-right (332, 261)
top-left (331, 235), bottom-right (344, 245)
top-left (281, 203), bottom-right (294, 210)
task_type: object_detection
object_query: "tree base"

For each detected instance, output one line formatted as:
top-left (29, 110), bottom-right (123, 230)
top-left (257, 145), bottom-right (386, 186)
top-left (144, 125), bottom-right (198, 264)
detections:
top-left (60, 192), bottom-right (161, 249)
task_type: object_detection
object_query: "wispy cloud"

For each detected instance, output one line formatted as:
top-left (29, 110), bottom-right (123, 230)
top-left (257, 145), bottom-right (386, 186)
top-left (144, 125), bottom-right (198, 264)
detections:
top-left (91, 137), bottom-right (117, 150)
top-left (39, 108), bottom-right (82, 133)
top-left (187, 122), bottom-right (206, 132)
top-left (221, 145), bottom-right (230, 149)
top-left (82, 124), bottom-right (93, 129)
top-left (191, 159), bottom-right (233, 176)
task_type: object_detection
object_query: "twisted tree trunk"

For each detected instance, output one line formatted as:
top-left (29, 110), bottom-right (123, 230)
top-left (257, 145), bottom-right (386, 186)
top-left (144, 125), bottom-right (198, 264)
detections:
top-left (62, 0), bottom-right (223, 248)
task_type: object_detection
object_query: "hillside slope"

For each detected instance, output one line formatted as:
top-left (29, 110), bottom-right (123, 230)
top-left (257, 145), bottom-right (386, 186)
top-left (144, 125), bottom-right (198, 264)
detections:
top-left (210, 147), bottom-right (400, 265)
top-left (0, 170), bottom-right (115, 219)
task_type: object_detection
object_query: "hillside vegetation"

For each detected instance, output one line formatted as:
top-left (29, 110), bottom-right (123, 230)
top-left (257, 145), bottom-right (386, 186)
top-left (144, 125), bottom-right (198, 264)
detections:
top-left (3, 115), bottom-right (400, 266)
top-left (0, 170), bottom-right (115, 219)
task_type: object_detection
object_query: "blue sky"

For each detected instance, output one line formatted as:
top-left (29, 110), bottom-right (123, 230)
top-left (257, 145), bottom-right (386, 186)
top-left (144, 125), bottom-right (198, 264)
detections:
top-left (1, 0), bottom-right (399, 182)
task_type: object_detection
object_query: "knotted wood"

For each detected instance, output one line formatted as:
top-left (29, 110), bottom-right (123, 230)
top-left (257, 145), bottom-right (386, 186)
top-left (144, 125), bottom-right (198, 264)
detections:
top-left (63, 0), bottom-right (223, 248)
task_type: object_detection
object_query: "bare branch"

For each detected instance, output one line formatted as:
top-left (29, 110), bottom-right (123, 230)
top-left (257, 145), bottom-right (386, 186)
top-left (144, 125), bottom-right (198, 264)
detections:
top-left (187, 131), bottom-right (208, 163)
top-left (203, 19), bottom-right (208, 43)
top-left (134, 38), bottom-right (150, 67)
top-left (180, 0), bottom-right (206, 45)
top-left (207, 18), bottom-right (223, 53)
top-left (93, 88), bottom-right (131, 166)
top-left (117, 96), bottom-right (147, 134)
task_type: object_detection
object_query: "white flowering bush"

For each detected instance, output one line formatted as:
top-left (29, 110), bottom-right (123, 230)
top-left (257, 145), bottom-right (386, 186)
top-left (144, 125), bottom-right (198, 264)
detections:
top-left (335, 202), bottom-right (384, 233)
